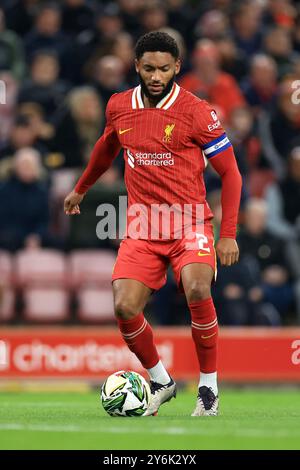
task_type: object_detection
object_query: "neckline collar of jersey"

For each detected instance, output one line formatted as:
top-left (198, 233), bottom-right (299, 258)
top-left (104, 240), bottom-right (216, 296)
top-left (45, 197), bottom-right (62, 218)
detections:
top-left (132, 83), bottom-right (180, 110)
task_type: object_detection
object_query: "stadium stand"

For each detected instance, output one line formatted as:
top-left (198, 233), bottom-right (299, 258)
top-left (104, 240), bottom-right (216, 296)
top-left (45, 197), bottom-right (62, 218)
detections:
top-left (15, 249), bottom-right (67, 286)
top-left (23, 286), bottom-right (70, 323)
top-left (77, 286), bottom-right (115, 323)
top-left (69, 249), bottom-right (116, 322)
top-left (68, 249), bottom-right (117, 288)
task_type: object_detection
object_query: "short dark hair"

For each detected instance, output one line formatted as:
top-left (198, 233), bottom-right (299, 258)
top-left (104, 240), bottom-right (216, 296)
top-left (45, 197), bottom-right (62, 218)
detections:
top-left (135, 32), bottom-right (179, 60)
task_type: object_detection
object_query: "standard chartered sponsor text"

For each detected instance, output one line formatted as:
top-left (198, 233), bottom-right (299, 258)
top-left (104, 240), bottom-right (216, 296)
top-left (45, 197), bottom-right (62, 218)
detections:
top-left (136, 152), bottom-right (174, 166)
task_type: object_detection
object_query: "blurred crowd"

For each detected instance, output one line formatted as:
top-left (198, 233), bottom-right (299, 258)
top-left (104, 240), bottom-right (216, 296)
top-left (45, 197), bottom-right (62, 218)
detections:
top-left (0, 0), bottom-right (300, 326)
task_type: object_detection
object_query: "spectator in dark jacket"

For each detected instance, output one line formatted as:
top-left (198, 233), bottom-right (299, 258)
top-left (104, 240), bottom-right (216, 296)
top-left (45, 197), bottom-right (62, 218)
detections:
top-left (238, 198), bottom-right (294, 319)
top-left (209, 191), bottom-right (281, 325)
top-left (0, 148), bottom-right (50, 251)
top-left (266, 145), bottom-right (300, 321)
top-left (62, 0), bottom-right (94, 38)
top-left (24, 3), bottom-right (71, 80)
top-left (0, 114), bottom-right (49, 179)
top-left (258, 77), bottom-right (300, 179)
top-left (242, 54), bottom-right (278, 112)
top-left (18, 50), bottom-right (70, 120)
top-left (0, 8), bottom-right (26, 80)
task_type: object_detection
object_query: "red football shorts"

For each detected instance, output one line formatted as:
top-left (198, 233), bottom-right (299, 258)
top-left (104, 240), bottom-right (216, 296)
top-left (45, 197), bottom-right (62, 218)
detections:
top-left (112, 222), bottom-right (217, 290)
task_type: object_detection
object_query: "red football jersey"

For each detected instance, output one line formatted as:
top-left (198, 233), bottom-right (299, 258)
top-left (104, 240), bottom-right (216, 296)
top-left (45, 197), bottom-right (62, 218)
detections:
top-left (75, 83), bottom-right (241, 239)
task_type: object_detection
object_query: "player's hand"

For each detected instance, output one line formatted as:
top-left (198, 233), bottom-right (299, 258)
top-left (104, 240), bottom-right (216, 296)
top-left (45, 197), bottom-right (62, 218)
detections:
top-left (215, 238), bottom-right (239, 266)
top-left (64, 190), bottom-right (84, 215)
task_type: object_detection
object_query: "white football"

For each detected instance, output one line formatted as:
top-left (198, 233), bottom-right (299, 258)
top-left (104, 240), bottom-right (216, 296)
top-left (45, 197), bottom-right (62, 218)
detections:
top-left (101, 370), bottom-right (151, 417)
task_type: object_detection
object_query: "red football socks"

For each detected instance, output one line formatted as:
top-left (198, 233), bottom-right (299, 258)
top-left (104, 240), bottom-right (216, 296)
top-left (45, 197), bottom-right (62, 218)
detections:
top-left (117, 313), bottom-right (159, 369)
top-left (189, 298), bottom-right (218, 373)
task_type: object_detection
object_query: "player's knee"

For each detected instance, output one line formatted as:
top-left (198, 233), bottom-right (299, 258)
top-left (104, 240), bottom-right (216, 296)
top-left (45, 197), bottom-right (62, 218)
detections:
top-left (186, 281), bottom-right (211, 303)
top-left (114, 298), bottom-right (140, 320)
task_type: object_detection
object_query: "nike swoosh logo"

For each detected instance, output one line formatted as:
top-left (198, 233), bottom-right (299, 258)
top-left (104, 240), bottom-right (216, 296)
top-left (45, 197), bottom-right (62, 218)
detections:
top-left (197, 251), bottom-right (210, 257)
top-left (119, 128), bottom-right (133, 135)
top-left (201, 332), bottom-right (216, 339)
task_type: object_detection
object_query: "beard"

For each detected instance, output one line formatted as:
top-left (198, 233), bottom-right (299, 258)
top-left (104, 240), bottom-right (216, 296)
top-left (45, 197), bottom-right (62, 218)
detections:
top-left (138, 73), bottom-right (176, 103)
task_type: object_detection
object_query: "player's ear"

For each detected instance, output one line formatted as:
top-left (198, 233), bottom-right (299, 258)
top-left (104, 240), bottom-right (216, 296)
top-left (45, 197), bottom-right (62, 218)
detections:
top-left (134, 59), bottom-right (139, 73)
top-left (175, 59), bottom-right (181, 75)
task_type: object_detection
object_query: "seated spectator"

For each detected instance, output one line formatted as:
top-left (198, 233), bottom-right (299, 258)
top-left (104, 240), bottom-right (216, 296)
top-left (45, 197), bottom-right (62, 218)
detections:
top-left (266, 144), bottom-right (300, 242)
top-left (24, 2), bottom-right (71, 80)
top-left (215, 36), bottom-right (248, 83)
top-left (18, 50), bottom-right (70, 120)
top-left (110, 31), bottom-right (137, 86)
top-left (16, 102), bottom-right (60, 170)
top-left (263, 26), bottom-right (296, 78)
top-left (193, 9), bottom-right (229, 42)
top-left (165, 0), bottom-right (193, 46)
top-left (265, 145), bottom-right (300, 320)
top-left (179, 39), bottom-right (245, 123)
top-left (93, 3), bottom-right (123, 42)
top-left (238, 198), bottom-right (294, 320)
top-left (0, 8), bottom-right (26, 80)
top-left (138, 2), bottom-right (168, 38)
top-left (258, 76), bottom-right (300, 179)
top-left (0, 148), bottom-right (50, 251)
top-left (51, 86), bottom-right (104, 168)
top-left (231, 1), bottom-right (264, 56)
top-left (118, 0), bottom-right (143, 34)
top-left (75, 3), bottom-right (124, 83)
top-left (209, 192), bottom-right (281, 325)
top-left (62, 0), bottom-right (94, 38)
top-left (213, 257), bottom-right (282, 326)
top-left (242, 54), bottom-right (278, 112)
top-left (17, 102), bottom-right (55, 144)
top-left (92, 55), bottom-right (128, 106)
top-left (0, 114), bottom-right (49, 179)
top-left (2, 0), bottom-right (34, 36)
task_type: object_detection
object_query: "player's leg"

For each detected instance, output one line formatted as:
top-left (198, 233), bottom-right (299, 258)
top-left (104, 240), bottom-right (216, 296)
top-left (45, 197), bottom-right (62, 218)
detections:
top-left (113, 279), bottom-right (176, 415)
top-left (113, 278), bottom-right (162, 375)
top-left (181, 263), bottom-right (219, 416)
top-left (112, 239), bottom-right (176, 414)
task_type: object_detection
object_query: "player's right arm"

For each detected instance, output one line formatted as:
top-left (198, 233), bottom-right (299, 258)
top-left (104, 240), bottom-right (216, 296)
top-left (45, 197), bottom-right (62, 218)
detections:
top-left (64, 95), bottom-right (121, 215)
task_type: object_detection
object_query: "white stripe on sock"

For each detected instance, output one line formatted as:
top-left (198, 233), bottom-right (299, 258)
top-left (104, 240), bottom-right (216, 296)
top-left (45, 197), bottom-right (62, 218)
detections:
top-left (192, 319), bottom-right (218, 331)
top-left (122, 319), bottom-right (147, 339)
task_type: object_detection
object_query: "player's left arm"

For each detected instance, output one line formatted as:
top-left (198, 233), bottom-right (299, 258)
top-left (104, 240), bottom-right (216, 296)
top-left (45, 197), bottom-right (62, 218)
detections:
top-left (193, 102), bottom-right (242, 266)
top-left (209, 145), bottom-right (242, 266)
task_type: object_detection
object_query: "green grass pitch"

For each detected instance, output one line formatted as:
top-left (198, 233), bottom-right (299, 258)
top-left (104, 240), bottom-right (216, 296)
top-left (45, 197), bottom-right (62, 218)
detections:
top-left (0, 388), bottom-right (300, 450)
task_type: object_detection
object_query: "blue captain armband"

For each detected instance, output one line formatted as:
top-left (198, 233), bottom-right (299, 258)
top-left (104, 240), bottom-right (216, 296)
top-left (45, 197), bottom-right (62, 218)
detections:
top-left (202, 133), bottom-right (232, 159)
